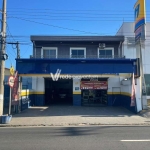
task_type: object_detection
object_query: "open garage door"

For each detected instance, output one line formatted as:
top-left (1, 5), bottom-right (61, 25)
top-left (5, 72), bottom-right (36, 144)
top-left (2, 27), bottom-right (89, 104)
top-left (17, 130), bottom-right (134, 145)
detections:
top-left (45, 78), bottom-right (73, 105)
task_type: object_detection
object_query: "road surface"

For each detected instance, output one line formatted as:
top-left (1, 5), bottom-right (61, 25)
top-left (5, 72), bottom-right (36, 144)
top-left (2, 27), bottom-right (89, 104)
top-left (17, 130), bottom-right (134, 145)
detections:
top-left (0, 126), bottom-right (150, 150)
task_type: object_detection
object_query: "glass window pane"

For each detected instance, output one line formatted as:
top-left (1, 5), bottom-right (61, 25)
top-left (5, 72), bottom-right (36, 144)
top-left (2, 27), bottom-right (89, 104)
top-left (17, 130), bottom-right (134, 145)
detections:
top-left (71, 49), bottom-right (85, 58)
top-left (106, 50), bottom-right (112, 58)
top-left (72, 50), bottom-right (78, 55)
top-left (78, 50), bottom-right (84, 55)
top-left (50, 50), bottom-right (56, 58)
top-left (43, 49), bottom-right (57, 58)
top-left (99, 50), bottom-right (105, 58)
top-left (144, 74), bottom-right (150, 96)
top-left (43, 50), bottom-right (49, 58)
top-left (78, 50), bottom-right (84, 58)
top-left (71, 50), bottom-right (78, 58)
top-left (106, 50), bottom-right (112, 55)
top-left (99, 50), bottom-right (105, 55)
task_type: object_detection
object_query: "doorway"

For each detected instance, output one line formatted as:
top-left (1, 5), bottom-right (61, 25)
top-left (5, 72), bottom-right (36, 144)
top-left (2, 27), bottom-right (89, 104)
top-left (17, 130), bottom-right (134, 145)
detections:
top-left (82, 89), bottom-right (108, 106)
top-left (45, 78), bottom-right (73, 105)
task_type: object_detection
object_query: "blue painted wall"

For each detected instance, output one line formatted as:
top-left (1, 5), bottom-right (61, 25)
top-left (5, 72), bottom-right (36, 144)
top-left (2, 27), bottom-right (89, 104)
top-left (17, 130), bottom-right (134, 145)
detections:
top-left (29, 94), bottom-right (45, 106)
top-left (108, 94), bottom-right (137, 113)
top-left (73, 94), bottom-right (81, 106)
top-left (121, 95), bottom-right (137, 113)
top-left (24, 91), bottom-right (137, 113)
top-left (16, 59), bottom-right (137, 75)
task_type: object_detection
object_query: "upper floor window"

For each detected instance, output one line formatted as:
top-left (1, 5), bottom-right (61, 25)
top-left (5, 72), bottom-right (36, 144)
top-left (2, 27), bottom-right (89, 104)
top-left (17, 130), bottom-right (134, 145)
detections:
top-left (70, 48), bottom-right (86, 58)
top-left (41, 47), bottom-right (58, 58)
top-left (98, 48), bottom-right (114, 58)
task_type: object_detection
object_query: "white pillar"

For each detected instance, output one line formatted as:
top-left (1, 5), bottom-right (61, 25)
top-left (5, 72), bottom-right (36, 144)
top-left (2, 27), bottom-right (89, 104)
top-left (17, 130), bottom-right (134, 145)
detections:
top-left (136, 78), bottom-right (142, 112)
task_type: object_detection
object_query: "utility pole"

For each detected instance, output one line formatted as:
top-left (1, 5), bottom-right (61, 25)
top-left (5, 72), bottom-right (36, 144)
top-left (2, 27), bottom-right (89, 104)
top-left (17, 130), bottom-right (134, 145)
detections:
top-left (7, 42), bottom-right (20, 59)
top-left (0, 0), bottom-right (7, 122)
top-left (139, 38), bottom-right (147, 109)
top-left (16, 42), bottom-right (20, 59)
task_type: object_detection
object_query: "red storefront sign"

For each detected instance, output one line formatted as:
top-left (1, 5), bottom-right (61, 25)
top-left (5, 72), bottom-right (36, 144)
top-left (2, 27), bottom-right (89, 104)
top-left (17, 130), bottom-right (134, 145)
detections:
top-left (80, 81), bottom-right (108, 90)
top-left (11, 72), bottom-right (19, 105)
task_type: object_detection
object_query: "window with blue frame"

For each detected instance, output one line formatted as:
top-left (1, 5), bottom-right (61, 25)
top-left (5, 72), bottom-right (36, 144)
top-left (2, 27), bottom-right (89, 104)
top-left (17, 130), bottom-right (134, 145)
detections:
top-left (70, 48), bottom-right (86, 58)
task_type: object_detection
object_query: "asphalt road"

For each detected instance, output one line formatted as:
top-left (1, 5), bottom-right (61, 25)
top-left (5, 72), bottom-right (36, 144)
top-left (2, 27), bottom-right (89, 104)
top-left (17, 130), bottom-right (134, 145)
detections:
top-left (0, 126), bottom-right (150, 150)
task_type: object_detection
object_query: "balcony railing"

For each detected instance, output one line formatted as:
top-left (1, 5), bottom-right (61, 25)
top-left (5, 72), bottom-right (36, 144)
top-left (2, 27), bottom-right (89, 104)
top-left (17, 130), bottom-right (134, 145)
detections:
top-left (30, 55), bottom-right (126, 59)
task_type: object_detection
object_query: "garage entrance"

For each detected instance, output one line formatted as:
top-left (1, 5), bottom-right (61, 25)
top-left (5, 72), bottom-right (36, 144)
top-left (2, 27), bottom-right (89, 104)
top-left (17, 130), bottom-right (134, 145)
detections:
top-left (45, 78), bottom-right (73, 105)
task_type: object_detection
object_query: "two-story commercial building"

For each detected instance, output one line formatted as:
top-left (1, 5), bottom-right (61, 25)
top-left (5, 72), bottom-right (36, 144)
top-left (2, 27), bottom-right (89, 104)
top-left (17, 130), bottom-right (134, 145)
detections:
top-left (16, 35), bottom-right (140, 113)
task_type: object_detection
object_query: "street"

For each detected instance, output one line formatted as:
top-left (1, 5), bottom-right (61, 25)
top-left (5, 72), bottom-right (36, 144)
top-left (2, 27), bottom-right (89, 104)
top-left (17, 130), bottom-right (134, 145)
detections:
top-left (0, 126), bottom-right (150, 150)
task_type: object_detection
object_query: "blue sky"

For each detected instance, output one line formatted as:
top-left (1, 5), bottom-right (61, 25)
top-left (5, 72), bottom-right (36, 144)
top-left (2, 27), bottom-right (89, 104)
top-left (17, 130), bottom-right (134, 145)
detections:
top-left (0, 0), bottom-right (150, 68)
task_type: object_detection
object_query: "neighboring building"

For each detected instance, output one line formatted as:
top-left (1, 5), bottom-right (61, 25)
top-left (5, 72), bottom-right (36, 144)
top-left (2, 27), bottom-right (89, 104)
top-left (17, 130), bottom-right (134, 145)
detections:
top-left (16, 35), bottom-right (139, 113)
top-left (116, 22), bottom-right (150, 102)
top-left (4, 68), bottom-right (10, 76)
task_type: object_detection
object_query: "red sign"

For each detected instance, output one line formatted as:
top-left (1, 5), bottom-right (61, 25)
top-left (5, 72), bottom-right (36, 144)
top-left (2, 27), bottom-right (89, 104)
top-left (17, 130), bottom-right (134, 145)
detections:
top-left (80, 81), bottom-right (108, 90)
top-left (11, 72), bottom-right (19, 105)
top-left (8, 76), bottom-right (15, 88)
top-left (130, 73), bottom-right (136, 107)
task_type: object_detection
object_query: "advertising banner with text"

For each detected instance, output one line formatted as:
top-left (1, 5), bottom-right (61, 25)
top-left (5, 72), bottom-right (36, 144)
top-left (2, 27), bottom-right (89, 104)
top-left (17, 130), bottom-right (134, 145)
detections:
top-left (80, 81), bottom-right (108, 90)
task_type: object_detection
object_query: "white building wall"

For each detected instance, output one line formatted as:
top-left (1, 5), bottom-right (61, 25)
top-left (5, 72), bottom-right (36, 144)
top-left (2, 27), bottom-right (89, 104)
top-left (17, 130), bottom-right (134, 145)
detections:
top-left (117, 22), bottom-right (135, 37)
top-left (143, 23), bottom-right (150, 74)
top-left (117, 22), bottom-right (150, 74)
top-left (120, 78), bottom-right (142, 112)
top-left (32, 77), bottom-right (44, 93)
top-left (116, 22), bottom-right (150, 108)
top-left (108, 77), bottom-right (121, 93)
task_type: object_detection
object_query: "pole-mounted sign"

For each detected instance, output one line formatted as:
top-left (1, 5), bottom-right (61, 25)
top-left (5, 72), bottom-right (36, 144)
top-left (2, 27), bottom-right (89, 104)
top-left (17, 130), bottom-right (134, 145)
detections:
top-left (134, 0), bottom-right (146, 42)
top-left (10, 66), bottom-right (15, 76)
top-left (8, 76), bottom-right (15, 88)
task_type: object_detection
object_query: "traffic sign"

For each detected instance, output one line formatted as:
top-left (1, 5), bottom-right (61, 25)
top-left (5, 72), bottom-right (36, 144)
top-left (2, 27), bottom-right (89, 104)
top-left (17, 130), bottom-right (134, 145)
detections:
top-left (10, 66), bottom-right (15, 76)
top-left (8, 76), bottom-right (15, 88)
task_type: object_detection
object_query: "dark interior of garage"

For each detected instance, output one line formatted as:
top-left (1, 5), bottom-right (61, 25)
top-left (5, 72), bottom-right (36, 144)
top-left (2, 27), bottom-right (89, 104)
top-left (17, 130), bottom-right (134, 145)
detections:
top-left (44, 78), bottom-right (73, 105)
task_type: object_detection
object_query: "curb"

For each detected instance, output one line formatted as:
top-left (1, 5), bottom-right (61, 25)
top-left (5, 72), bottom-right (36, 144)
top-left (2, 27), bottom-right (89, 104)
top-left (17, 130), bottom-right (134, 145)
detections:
top-left (1, 123), bottom-right (150, 127)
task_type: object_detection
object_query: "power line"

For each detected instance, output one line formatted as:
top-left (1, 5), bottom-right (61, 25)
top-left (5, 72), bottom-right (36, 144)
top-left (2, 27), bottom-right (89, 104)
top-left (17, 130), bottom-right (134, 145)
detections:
top-left (6, 44), bottom-right (16, 67)
top-left (7, 15), bottom-right (140, 18)
top-left (20, 45), bottom-right (32, 57)
top-left (7, 16), bottom-right (150, 35)
top-left (6, 22), bottom-right (16, 42)
top-left (6, 23), bottom-right (18, 56)
top-left (7, 17), bottom-right (136, 22)
top-left (8, 16), bottom-right (101, 35)
top-left (6, 11), bottom-right (150, 17)
top-left (7, 12), bottom-right (141, 16)
top-left (6, 8), bottom-right (150, 12)
top-left (7, 15), bottom-right (137, 20)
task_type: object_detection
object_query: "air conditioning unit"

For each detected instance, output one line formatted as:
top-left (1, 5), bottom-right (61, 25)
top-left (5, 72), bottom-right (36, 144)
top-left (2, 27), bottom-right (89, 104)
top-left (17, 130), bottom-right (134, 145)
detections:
top-left (99, 43), bottom-right (106, 49)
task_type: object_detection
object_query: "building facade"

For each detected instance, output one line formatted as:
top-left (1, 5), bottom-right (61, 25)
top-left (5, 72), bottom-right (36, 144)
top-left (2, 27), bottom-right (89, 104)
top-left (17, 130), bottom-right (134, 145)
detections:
top-left (16, 35), bottom-right (140, 113)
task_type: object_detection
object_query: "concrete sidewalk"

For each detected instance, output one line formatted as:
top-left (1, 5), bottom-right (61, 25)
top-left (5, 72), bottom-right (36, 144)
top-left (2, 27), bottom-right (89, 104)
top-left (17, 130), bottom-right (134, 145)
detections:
top-left (139, 106), bottom-right (150, 118)
top-left (1, 106), bottom-right (150, 127)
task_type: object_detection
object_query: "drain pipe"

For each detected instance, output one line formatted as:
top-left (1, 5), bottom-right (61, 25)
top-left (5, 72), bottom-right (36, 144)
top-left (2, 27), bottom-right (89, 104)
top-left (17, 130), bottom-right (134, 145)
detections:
top-left (118, 41), bottom-right (123, 58)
